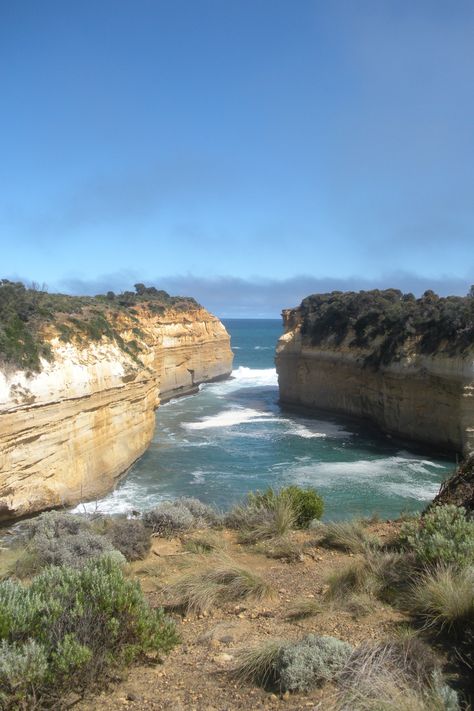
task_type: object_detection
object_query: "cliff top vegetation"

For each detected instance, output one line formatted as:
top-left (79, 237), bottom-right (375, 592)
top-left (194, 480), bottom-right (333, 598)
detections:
top-left (0, 279), bottom-right (200, 372)
top-left (297, 288), bottom-right (474, 367)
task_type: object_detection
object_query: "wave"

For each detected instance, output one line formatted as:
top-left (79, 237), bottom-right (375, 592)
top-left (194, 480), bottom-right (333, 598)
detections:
top-left (230, 366), bottom-right (278, 387)
top-left (286, 424), bottom-right (327, 439)
top-left (183, 407), bottom-right (279, 430)
top-left (285, 456), bottom-right (444, 501)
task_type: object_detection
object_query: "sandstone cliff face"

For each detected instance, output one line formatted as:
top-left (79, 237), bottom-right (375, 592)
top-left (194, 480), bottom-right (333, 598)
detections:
top-left (0, 307), bottom-right (232, 521)
top-left (276, 309), bottom-right (474, 456)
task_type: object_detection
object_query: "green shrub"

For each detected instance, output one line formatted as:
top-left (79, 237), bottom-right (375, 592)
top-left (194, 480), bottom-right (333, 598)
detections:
top-left (399, 505), bottom-right (474, 568)
top-left (246, 485), bottom-right (324, 528)
top-left (0, 639), bottom-right (48, 708)
top-left (0, 557), bottom-right (177, 707)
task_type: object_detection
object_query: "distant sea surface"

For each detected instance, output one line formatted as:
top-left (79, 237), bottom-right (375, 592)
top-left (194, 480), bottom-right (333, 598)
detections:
top-left (76, 319), bottom-right (454, 520)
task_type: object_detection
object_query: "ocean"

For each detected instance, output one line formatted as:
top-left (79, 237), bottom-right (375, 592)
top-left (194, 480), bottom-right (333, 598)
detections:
top-left (75, 319), bottom-right (454, 520)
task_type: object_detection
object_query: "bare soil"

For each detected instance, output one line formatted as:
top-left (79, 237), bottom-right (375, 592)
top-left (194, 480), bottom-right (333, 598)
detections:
top-left (78, 522), bottom-right (408, 711)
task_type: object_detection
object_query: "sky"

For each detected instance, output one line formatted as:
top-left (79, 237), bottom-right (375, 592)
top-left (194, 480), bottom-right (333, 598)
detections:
top-left (1, 0), bottom-right (473, 317)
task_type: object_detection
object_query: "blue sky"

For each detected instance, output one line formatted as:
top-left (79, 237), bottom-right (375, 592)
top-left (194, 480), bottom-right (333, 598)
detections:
top-left (1, 0), bottom-right (473, 317)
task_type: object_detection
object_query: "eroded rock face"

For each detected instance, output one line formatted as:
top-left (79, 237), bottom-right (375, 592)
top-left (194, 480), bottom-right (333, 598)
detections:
top-left (0, 306), bottom-right (233, 520)
top-left (276, 308), bottom-right (474, 456)
top-left (429, 455), bottom-right (474, 512)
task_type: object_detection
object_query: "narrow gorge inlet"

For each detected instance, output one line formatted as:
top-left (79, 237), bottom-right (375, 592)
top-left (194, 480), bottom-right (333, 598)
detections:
top-left (76, 318), bottom-right (454, 521)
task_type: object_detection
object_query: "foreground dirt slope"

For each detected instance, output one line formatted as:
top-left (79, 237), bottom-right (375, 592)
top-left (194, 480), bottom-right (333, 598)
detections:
top-left (79, 523), bottom-right (406, 711)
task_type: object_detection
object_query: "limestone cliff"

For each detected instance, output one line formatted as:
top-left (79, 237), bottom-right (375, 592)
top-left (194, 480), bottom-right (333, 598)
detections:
top-left (276, 290), bottom-right (474, 456)
top-left (0, 294), bottom-right (232, 521)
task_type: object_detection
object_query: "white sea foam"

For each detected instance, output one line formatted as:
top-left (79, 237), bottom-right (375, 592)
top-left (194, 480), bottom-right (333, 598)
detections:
top-left (286, 424), bottom-right (327, 439)
top-left (183, 407), bottom-right (278, 430)
top-left (286, 456), bottom-right (444, 500)
top-left (198, 367), bottom-right (278, 398)
top-left (70, 480), bottom-right (160, 515)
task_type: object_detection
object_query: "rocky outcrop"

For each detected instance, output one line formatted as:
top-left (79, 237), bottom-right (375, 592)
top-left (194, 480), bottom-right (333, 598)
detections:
top-left (276, 302), bottom-right (474, 457)
top-left (0, 305), bottom-right (232, 521)
top-left (429, 455), bottom-right (474, 512)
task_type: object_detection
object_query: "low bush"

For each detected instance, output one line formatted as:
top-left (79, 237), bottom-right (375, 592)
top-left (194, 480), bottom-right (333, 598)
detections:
top-left (143, 498), bottom-right (220, 536)
top-left (164, 559), bottom-right (273, 614)
top-left (176, 497), bottom-right (222, 526)
top-left (0, 557), bottom-right (178, 708)
top-left (320, 520), bottom-right (380, 553)
top-left (278, 634), bottom-right (352, 692)
top-left (143, 501), bottom-right (195, 536)
top-left (94, 517), bottom-right (151, 561)
top-left (399, 505), bottom-right (474, 568)
top-left (26, 510), bottom-right (90, 539)
top-left (16, 511), bottom-right (124, 574)
top-left (232, 634), bottom-right (352, 692)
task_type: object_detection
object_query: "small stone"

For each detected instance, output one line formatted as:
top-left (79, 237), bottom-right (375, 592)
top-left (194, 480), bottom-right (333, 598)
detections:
top-left (126, 693), bottom-right (138, 702)
top-left (213, 652), bottom-right (233, 664)
top-left (282, 690), bottom-right (290, 700)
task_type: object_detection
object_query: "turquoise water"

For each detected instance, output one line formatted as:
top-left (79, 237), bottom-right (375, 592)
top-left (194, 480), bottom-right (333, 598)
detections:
top-left (75, 319), bottom-right (454, 520)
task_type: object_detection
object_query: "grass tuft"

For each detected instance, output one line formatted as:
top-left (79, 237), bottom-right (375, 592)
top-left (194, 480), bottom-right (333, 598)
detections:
top-left (285, 598), bottom-right (322, 620)
top-left (407, 565), bottom-right (474, 631)
top-left (320, 520), bottom-right (380, 553)
top-left (232, 639), bottom-right (287, 689)
top-left (164, 558), bottom-right (273, 614)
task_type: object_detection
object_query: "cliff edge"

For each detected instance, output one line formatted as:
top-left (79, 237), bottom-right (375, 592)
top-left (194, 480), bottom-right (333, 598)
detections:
top-left (276, 289), bottom-right (474, 456)
top-left (0, 282), bottom-right (233, 520)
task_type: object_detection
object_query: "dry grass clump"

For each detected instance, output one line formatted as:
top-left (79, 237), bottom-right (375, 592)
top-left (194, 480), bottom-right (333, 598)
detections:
top-left (254, 536), bottom-right (303, 562)
top-left (325, 558), bottom-right (376, 600)
top-left (334, 638), bottom-right (459, 711)
top-left (285, 598), bottom-right (322, 620)
top-left (407, 565), bottom-right (474, 631)
top-left (164, 558), bottom-right (273, 614)
top-left (181, 531), bottom-right (227, 555)
top-left (320, 520), bottom-right (380, 554)
top-left (235, 496), bottom-right (297, 544)
top-left (231, 639), bottom-right (287, 688)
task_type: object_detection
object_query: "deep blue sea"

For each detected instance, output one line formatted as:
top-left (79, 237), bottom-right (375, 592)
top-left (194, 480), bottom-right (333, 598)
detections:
top-left (75, 319), bottom-right (454, 520)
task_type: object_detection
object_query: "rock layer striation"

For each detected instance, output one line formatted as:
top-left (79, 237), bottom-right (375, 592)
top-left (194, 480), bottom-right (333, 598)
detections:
top-left (0, 306), bottom-right (232, 520)
top-left (276, 306), bottom-right (474, 457)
